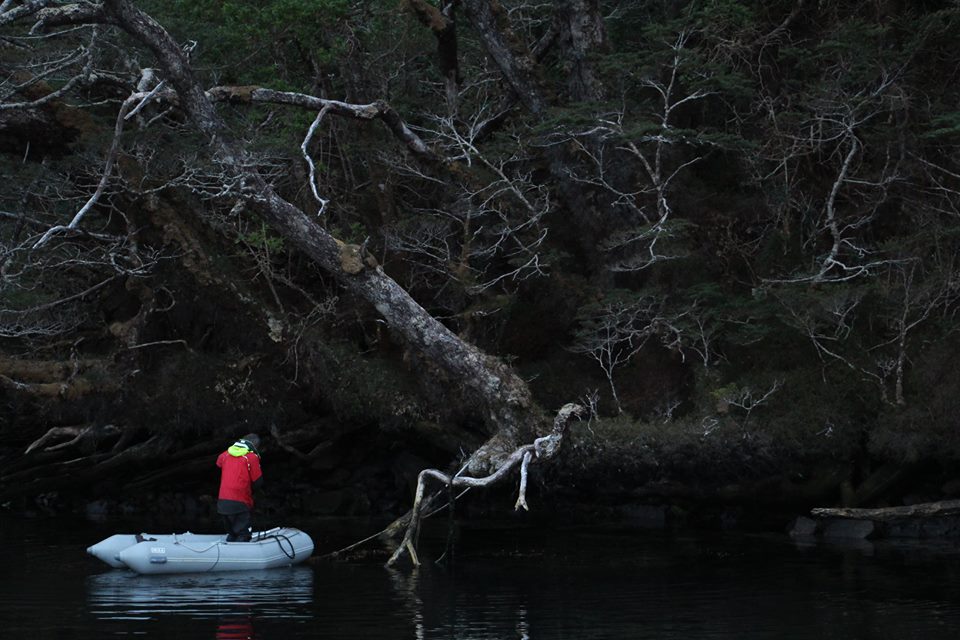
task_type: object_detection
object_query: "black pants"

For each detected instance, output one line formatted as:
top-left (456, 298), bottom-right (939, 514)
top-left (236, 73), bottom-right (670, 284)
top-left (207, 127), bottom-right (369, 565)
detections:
top-left (221, 508), bottom-right (252, 542)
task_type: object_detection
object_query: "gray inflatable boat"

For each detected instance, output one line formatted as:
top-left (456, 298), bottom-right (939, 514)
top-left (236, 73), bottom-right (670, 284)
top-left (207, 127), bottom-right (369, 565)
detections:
top-left (87, 527), bottom-right (314, 574)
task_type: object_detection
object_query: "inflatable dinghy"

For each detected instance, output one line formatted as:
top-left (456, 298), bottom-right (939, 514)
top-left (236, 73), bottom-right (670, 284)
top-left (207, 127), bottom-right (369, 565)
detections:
top-left (87, 527), bottom-right (313, 574)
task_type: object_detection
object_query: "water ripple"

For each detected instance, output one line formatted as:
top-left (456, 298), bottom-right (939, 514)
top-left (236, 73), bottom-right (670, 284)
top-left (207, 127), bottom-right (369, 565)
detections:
top-left (86, 567), bottom-right (314, 620)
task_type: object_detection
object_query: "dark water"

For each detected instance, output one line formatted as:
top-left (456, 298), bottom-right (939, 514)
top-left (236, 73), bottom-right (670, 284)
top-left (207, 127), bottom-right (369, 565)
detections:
top-left (3, 515), bottom-right (960, 639)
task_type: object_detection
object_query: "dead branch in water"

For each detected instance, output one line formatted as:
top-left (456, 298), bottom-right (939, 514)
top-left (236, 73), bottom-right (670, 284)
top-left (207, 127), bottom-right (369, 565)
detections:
top-left (386, 403), bottom-right (584, 568)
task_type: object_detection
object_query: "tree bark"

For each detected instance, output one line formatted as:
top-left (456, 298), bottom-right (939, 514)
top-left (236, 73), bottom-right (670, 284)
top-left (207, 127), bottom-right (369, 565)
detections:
top-left (461, 0), bottom-right (544, 116)
top-left (555, 0), bottom-right (607, 101)
top-left (405, 0), bottom-right (461, 112)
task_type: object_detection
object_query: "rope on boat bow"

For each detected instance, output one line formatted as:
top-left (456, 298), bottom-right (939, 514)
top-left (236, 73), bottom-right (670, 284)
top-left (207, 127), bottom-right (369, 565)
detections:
top-left (251, 527), bottom-right (296, 559)
top-left (162, 529), bottom-right (296, 563)
top-left (261, 532), bottom-right (296, 559)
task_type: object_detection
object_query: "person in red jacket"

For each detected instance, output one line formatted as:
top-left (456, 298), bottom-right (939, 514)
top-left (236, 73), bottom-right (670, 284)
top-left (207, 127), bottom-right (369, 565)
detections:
top-left (216, 433), bottom-right (263, 542)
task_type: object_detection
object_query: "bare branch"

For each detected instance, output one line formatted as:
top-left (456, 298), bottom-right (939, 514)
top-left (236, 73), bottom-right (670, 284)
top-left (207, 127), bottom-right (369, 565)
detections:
top-left (300, 105), bottom-right (332, 217)
top-left (387, 403), bottom-right (583, 567)
top-left (33, 82), bottom-right (163, 248)
top-left (205, 86), bottom-right (438, 163)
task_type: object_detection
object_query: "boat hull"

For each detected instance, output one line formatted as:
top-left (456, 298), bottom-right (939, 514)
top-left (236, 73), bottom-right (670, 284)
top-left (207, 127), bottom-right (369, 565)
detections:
top-left (87, 527), bottom-right (313, 574)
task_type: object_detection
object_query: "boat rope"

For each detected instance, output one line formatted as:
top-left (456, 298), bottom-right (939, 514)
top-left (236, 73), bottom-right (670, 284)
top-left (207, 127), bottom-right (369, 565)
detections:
top-left (209, 540), bottom-right (221, 571)
top-left (251, 527), bottom-right (281, 541)
top-left (171, 535), bottom-right (224, 554)
top-left (256, 531), bottom-right (296, 559)
top-left (158, 529), bottom-right (296, 562)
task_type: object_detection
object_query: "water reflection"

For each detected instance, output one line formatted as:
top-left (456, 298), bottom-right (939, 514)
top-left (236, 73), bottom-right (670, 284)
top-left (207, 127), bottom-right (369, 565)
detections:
top-left (214, 614), bottom-right (255, 639)
top-left (8, 516), bottom-right (960, 639)
top-left (387, 567), bottom-right (424, 639)
top-left (86, 566), bottom-right (313, 621)
top-left (387, 565), bottom-right (534, 640)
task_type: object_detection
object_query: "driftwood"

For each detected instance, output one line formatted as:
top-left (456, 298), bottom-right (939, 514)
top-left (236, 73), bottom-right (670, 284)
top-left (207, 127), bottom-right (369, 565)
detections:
top-left (811, 499), bottom-right (960, 521)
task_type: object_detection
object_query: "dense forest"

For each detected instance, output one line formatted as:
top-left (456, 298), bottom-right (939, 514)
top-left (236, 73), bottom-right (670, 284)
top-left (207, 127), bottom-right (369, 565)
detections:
top-left (2, 0), bottom-right (960, 555)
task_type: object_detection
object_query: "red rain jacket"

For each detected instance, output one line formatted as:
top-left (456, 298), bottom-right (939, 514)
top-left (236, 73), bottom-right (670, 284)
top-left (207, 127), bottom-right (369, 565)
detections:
top-left (216, 448), bottom-right (262, 508)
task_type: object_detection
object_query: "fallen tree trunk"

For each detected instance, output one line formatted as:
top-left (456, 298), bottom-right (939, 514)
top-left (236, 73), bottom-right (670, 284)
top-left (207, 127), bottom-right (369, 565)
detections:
top-left (89, 0), bottom-right (544, 459)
